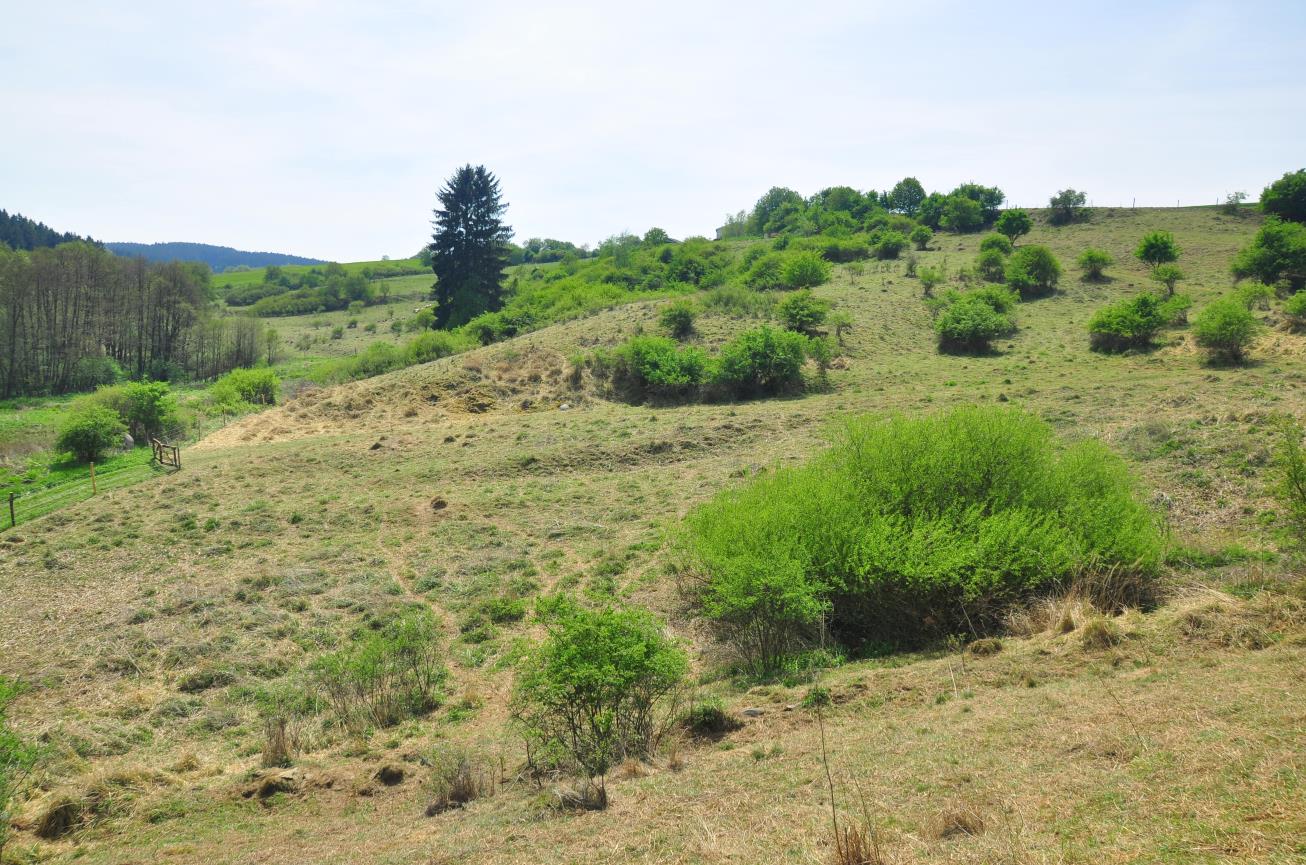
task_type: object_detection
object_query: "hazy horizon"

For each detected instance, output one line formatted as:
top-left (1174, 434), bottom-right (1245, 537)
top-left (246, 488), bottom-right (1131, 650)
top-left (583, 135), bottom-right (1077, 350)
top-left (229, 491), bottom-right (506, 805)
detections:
top-left (4, 0), bottom-right (1304, 261)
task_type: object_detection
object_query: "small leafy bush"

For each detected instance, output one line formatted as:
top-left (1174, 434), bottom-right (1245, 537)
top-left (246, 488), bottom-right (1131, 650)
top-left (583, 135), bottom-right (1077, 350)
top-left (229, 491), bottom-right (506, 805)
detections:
top-left (1283, 291), bottom-right (1306, 331)
top-left (680, 406), bottom-right (1162, 673)
top-left (819, 237), bottom-right (871, 263)
top-left (659, 300), bottom-right (698, 339)
top-left (680, 697), bottom-right (741, 737)
top-left (777, 289), bottom-right (830, 334)
top-left (979, 234), bottom-right (1013, 255)
top-left (934, 286), bottom-right (1018, 353)
top-left (1076, 248), bottom-right (1113, 280)
top-left (56, 406), bottom-right (126, 462)
top-left (976, 248), bottom-right (1008, 281)
top-left (511, 598), bottom-right (687, 783)
top-left (874, 231), bottom-right (908, 260)
top-left (1232, 218), bottom-right (1306, 291)
top-left (909, 225), bottom-right (933, 250)
top-left (312, 609), bottom-right (447, 732)
top-left (1136, 230), bottom-right (1180, 267)
top-left (744, 253), bottom-right (787, 290)
top-left (1088, 292), bottom-right (1166, 352)
top-left (1004, 245), bottom-right (1062, 297)
top-left (711, 326), bottom-right (810, 399)
top-left (1193, 297), bottom-right (1259, 363)
top-left (995, 209), bottom-right (1032, 244)
top-left (781, 251), bottom-right (832, 289)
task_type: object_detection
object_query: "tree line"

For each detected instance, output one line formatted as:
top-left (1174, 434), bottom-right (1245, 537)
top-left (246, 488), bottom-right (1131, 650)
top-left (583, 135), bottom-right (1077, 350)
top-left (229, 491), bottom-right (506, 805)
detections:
top-left (0, 241), bottom-right (269, 398)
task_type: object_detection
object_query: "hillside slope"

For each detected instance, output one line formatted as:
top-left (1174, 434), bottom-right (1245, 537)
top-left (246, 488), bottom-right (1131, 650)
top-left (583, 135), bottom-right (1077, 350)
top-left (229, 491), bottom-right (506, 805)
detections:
top-left (2, 207), bottom-right (1304, 865)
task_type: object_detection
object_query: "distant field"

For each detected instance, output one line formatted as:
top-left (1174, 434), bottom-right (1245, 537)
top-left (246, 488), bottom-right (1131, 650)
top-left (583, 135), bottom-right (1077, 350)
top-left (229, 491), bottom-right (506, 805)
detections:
top-left (212, 257), bottom-right (427, 292)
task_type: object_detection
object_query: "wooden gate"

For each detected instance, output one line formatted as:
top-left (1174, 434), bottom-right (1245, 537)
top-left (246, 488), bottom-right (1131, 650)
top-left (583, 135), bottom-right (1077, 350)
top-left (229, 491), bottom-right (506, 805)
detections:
top-left (151, 438), bottom-right (181, 470)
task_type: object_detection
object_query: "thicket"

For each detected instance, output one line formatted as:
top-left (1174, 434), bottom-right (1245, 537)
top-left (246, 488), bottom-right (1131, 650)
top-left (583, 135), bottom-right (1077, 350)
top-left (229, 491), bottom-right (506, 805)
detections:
top-left (511, 598), bottom-right (687, 787)
top-left (679, 406), bottom-right (1162, 673)
top-left (1076, 248), bottom-right (1113, 280)
top-left (1260, 168), bottom-right (1306, 224)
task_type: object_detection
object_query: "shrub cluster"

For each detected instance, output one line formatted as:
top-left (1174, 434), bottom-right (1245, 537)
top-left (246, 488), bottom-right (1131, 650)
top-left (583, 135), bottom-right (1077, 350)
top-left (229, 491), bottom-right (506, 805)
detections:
top-left (590, 325), bottom-right (815, 403)
top-left (55, 406), bottom-right (125, 462)
top-left (679, 406), bottom-right (1162, 673)
top-left (1004, 245), bottom-right (1062, 297)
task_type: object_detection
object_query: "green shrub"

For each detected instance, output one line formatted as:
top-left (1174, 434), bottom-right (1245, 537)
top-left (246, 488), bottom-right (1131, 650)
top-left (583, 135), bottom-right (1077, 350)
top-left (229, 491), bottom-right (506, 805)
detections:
top-left (777, 289), bottom-right (830, 334)
top-left (918, 265), bottom-right (945, 296)
top-left (211, 368), bottom-right (279, 408)
top-left (744, 253), bottom-right (787, 290)
top-left (658, 300), bottom-right (698, 339)
top-left (680, 697), bottom-right (741, 737)
top-left (995, 209), bottom-right (1032, 244)
top-left (1284, 291), bottom-right (1306, 331)
top-left (56, 406), bottom-right (126, 462)
top-left (781, 251), bottom-right (832, 289)
top-left (874, 231), bottom-right (908, 260)
top-left (1159, 293), bottom-right (1193, 325)
top-left (934, 286), bottom-right (1018, 353)
top-left (976, 248), bottom-right (1007, 281)
top-left (1076, 248), bottom-right (1113, 280)
top-left (711, 326), bottom-right (810, 399)
top-left (702, 285), bottom-right (773, 317)
top-left (979, 234), bottom-right (1013, 255)
top-left (70, 355), bottom-right (124, 392)
top-left (1136, 230), bottom-right (1180, 267)
top-left (909, 225), bottom-right (933, 250)
top-left (1004, 245), bottom-right (1061, 297)
top-left (1193, 297), bottom-right (1259, 363)
top-left (405, 330), bottom-right (471, 365)
top-left (1088, 292), bottom-right (1165, 352)
top-left (1260, 168), bottom-right (1306, 224)
top-left (511, 598), bottom-right (687, 783)
top-left (1151, 263), bottom-right (1184, 297)
top-left (819, 237), bottom-right (871, 263)
top-left (1232, 218), bottom-right (1306, 291)
top-left (604, 336), bottom-right (708, 400)
top-left (312, 609), bottom-right (447, 732)
top-left (680, 406), bottom-right (1162, 673)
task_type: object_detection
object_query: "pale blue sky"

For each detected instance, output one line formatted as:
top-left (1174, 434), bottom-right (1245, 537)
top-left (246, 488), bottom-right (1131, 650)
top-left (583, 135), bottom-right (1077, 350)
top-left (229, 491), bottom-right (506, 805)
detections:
top-left (3, 1), bottom-right (1304, 261)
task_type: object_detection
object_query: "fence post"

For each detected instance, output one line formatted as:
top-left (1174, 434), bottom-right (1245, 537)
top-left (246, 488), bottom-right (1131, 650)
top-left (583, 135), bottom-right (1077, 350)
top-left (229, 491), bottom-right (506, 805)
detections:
top-left (8, 492), bottom-right (14, 529)
top-left (90, 461), bottom-right (97, 494)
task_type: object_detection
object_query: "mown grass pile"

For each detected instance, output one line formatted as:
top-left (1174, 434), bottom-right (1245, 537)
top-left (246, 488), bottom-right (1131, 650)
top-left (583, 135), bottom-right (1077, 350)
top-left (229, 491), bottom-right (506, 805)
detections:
top-left (680, 405), bottom-right (1163, 673)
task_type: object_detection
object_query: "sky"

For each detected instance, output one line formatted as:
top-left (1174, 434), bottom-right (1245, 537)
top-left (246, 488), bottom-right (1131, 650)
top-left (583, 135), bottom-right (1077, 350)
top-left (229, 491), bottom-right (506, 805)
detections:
top-left (3, 0), bottom-right (1305, 261)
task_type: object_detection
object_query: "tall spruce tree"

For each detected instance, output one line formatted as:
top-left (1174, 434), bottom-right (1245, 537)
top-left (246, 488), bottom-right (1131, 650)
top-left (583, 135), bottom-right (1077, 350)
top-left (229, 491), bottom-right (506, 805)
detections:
top-left (429, 165), bottom-right (512, 329)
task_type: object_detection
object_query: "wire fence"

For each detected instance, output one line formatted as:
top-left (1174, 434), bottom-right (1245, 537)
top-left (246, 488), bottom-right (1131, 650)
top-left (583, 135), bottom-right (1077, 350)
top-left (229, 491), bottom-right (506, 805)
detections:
top-left (4, 458), bottom-right (170, 531)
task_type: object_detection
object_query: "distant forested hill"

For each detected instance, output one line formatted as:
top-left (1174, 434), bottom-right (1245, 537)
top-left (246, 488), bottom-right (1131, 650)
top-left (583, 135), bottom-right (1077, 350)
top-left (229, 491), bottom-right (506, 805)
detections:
top-left (105, 241), bottom-right (325, 272)
top-left (0, 209), bottom-right (97, 249)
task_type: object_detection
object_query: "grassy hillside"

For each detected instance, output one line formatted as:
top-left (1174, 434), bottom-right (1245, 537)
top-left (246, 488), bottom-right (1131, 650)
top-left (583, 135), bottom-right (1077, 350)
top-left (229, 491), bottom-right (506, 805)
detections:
top-left (212, 258), bottom-right (426, 293)
top-left (2, 206), bottom-right (1304, 865)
